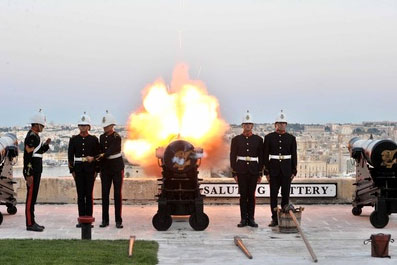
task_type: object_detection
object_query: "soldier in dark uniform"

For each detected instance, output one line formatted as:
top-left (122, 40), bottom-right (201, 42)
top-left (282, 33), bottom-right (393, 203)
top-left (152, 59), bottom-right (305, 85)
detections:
top-left (230, 110), bottom-right (264, 227)
top-left (263, 110), bottom-right (297, 227)
top-left (68, 112), bottom-right (100, 227)
top-left (23, 109), bottom-right (51, 232)
top-left (97, 111), bottom-right (125, 229)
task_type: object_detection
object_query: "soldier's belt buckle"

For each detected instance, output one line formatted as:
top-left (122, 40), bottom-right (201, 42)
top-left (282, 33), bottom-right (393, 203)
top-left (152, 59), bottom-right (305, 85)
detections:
top-left (246, 156), bottom-right (250, 161)
top-left (280, 155), bottom-right (284, 159)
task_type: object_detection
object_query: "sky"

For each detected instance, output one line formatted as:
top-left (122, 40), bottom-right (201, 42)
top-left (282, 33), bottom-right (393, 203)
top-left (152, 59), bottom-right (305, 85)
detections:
top-left (1, 0), bottom-right (396, 126)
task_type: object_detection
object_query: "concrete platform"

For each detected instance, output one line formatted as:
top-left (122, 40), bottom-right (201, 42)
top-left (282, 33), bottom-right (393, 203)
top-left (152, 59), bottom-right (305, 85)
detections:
top-left (0, 204), bottom-right (396, 265)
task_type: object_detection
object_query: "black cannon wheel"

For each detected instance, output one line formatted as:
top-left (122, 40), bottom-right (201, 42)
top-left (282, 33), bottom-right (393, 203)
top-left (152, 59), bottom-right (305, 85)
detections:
top-left (370, 210), bottom-right (389, 228)
top-left (7, 206), bottom-right (17, 215)
top-left (352, 207), bottom-right (362, 216)
top-left (0, 212), bottom-right (3, 225)
top-left (152, 213), bottom-right (172, 231)
top-left (189, 213), bottom-right (209, 231)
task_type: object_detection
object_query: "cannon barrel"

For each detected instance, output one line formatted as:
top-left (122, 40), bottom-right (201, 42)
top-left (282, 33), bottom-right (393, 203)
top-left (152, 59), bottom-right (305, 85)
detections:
top-left (348, 137), bottom-right (397, 168)
top-left (0, 133), bottom-right (17, 158)
top-left (157, 140), bottom-right (203, 173)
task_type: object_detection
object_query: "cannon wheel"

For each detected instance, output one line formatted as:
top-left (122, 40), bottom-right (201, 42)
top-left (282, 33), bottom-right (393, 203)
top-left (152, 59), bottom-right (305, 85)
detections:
top-left (352, 207), bottom-right (362, 216)
top-left (0, 212), bottom-right (3, 225)
top-left (7, 206), bottom-right (17, 215)
top-left (189, 213), bottom-right (209, 231)
top-left (152, 213), bottom-right (172, 231)
top-left (370, 210), bottom-right (389, 228)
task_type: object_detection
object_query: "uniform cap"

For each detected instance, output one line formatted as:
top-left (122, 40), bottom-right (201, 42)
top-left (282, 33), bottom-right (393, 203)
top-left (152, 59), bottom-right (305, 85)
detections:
top-left (101, 110), bottom-right (117, 127)
top-left (30, 109), bottom-right (46, 126)
top-left (78, 112), bottom-right (92, 127)
top-left (242, 110), bottom-right (254, 124)
top-left (275, 110), bottom-right (287, 123)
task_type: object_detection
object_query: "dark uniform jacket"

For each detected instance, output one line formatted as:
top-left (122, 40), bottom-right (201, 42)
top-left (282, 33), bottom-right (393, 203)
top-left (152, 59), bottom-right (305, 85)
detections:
top-left (263, 132), bottom-right (297, 177)
top-left (99, 131), bottom-right (124, 173)
top-left (68, 134), bottom-right (100, 173)
top-left (23, 130), bottom-right (49, 178)
top-left (230, 134), bottom-right (264, 176)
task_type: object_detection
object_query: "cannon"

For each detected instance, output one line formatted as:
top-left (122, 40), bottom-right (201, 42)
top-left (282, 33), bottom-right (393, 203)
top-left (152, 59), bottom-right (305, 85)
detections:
top-left (152, 140), bottom-right (209, 231)
top-left (348, 136), bottom-right (397, 228)
top-left (0, 133), bottom-right (19, 225)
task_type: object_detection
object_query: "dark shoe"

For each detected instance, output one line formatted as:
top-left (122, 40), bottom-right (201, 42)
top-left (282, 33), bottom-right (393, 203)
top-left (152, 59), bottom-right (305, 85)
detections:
top-left (99, 222), bottom-right (109, 228)
top-left (27, 224), bottom-right (43, 232)
top-left (116, 222), bottom-right (123, 229)
top-left (248, 219), bottom-right (258, 228)
top-left (268, 220), bottom-right (278, 227)
top-left (35, 223), bottom-right (45, 229)
top-left (237, 219), bottom-right (248, 228)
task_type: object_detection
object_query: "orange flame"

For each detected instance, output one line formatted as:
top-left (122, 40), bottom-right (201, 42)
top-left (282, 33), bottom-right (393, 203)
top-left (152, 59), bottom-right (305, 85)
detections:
top-left (124, 64), bottom-right (229, 176)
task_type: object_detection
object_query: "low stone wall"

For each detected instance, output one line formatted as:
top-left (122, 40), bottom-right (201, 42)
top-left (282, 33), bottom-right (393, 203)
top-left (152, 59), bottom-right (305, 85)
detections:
top-left (12, 177), bottom-right (355, 205)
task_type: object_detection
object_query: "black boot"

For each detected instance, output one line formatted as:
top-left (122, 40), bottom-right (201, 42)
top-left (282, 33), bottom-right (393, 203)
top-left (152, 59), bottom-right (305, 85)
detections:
top-left (35, 222), bottom-right (45, 229)
top-left (248, 218), bottom-right (258, 228)
top-left (268, 219), bottom-right (278, 227)
top-left (237, 219), bottom-right (248, 228)
top-left (116, 222), bottom-right (123, 229)
top-left (99, 221), bottom-right (109, 228)
top-left (27, 223), bottom-right (43, 232)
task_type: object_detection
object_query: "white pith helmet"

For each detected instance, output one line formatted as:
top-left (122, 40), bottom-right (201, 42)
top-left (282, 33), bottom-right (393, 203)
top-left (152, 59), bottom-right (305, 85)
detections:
top-left (242, 110), bottom-right (254, 124)
top-left (31, 109), bottom-right (46, 127)
top-left (275, 110), bottom-right (287, 123)
top-left (101, 110), bottom-right (117, 128)
top-left (78, 112), bottom-right (92, 128)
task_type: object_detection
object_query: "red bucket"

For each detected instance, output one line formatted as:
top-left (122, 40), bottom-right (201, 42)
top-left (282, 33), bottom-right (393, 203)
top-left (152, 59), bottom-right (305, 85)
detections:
top-left (364, 233), bottom-right (394, 258)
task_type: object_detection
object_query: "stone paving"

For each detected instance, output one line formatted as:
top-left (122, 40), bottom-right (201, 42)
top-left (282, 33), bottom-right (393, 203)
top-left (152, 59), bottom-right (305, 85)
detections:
top-left (0, 204), bottom-right (396, 265)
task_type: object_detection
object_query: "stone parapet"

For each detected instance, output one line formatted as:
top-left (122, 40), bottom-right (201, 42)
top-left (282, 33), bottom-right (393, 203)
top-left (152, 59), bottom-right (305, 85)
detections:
top-left (12, 177), bottom-right (355, 204)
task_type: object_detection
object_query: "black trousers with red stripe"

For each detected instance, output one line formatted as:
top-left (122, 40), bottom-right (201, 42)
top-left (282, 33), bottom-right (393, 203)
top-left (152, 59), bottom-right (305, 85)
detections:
top-left (100, 170), bottom-right (123, 223)
top-left (269, 173), bottom-right (291, 221)
top-left (237, 173), bottom-right (258, 220)
top-left (25, 172), bottom-right (42, 227)
top-left (74, 170), bottom-right (96, 217)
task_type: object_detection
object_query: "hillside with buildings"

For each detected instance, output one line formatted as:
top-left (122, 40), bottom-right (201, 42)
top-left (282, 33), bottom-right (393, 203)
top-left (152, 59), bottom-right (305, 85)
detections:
top-left (2, 121), bottom-right (397, 178)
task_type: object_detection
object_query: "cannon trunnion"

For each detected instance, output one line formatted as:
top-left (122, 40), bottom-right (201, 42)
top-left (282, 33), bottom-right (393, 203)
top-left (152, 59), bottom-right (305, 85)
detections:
top-left (348, 137), bottom-right (397, 228)
top-left (152, 140), bottom-right (209, 231)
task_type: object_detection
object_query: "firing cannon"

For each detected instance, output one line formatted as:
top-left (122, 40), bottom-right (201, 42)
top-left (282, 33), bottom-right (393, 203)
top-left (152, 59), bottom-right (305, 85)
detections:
top-left (0, 133), bottom-right (19, 225)
top-left (152, 140), bottom-right (209, 231)
top-left (348, 137), bottom-right (397, 228)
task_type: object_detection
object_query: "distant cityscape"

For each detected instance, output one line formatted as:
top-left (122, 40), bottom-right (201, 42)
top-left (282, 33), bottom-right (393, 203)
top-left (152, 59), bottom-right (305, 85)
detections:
top-left (2, 121), bottom-right (397, 179)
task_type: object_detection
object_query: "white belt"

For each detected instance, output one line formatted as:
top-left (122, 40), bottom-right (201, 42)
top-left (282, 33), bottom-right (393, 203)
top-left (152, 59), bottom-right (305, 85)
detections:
top-left (107, 153), bottom-right (122, 159)
top-left (32, 154), bottom-right (43, 158)
top-left (269, 155), bottom-right (291, 160)
top-left (74, 157), bottom-right (87, 162)
top-left (237, 156), bottom-right (259, 162)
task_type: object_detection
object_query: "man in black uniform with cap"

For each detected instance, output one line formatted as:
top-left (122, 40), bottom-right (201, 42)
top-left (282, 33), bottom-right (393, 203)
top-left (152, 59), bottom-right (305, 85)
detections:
top-left (230, 110), bottom-right (264, 228)
top-left (23, 109), bottom-right (51, 232)
top-left (97, 111), bottom-right (125, 229)
top-left (68, 112), bottom-right (100, 227)
top-left (263, 110), bottom-right (297, 227)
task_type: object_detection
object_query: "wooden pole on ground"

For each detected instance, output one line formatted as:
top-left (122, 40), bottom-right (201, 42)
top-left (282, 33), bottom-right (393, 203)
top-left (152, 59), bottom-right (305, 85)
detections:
top-left (288, 210), bottom-right (318, 263)
top-left (128, 236), bottom-right (136, 257)
top-left (234, 236), bottom-right (253, 259)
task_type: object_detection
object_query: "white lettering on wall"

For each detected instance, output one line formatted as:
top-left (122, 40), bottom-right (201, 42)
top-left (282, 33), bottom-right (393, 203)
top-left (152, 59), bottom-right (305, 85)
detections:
top-left (200, 183), bottom-right (337, 198)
